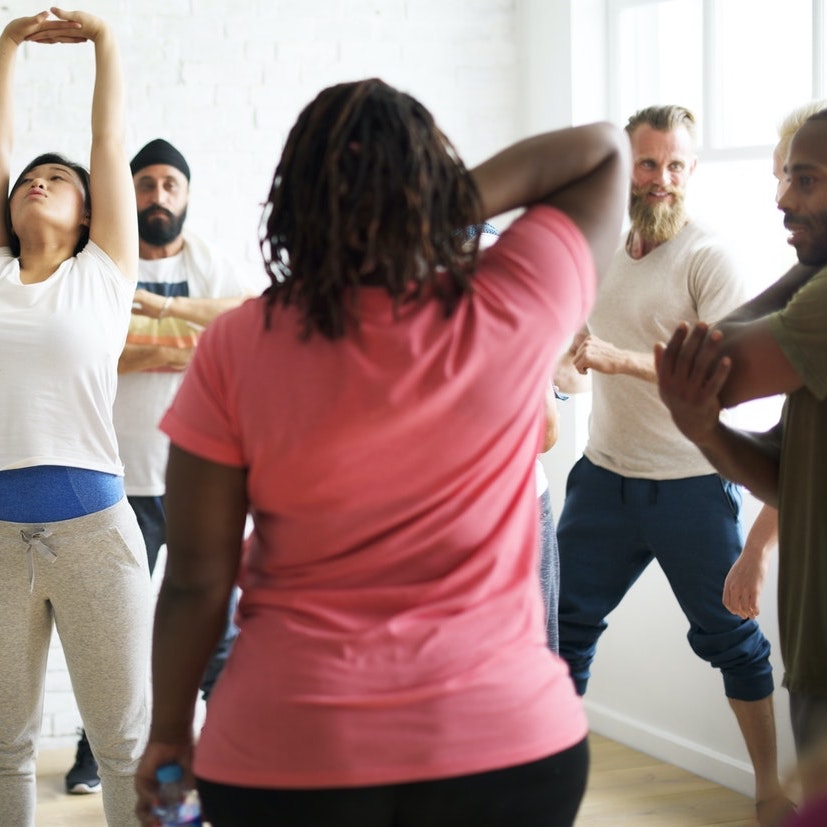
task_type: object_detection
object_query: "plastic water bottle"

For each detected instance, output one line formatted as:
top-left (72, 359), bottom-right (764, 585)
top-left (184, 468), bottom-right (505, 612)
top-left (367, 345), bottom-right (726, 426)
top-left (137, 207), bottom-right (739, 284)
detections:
top-left (153, 763), bottom-right (203, 826)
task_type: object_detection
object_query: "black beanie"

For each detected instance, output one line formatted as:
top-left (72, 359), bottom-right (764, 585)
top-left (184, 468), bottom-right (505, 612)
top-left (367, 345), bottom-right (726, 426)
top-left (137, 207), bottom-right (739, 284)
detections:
top-left (130, 138), bottom-right (191, 181)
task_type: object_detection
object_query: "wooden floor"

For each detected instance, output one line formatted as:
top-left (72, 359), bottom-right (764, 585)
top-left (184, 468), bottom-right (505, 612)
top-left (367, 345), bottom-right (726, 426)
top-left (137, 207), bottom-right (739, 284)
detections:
top-left (576, 734), bottom-right (756, 827)
top-left (34, 733), bottom-right (757, 827)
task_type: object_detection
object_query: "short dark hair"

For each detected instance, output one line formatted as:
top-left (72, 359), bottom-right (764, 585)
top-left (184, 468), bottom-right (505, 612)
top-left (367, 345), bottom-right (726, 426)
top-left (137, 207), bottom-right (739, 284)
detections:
top-left (259, 78), bottom-right (482, 340)
top-left (806, 107), bottom-right (827, 125)
top-left (6, 153), bottom-right (91, 256)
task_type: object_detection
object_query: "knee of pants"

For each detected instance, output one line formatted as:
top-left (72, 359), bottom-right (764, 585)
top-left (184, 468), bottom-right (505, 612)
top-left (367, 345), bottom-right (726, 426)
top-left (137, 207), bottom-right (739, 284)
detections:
top-left (687, 623), bottom-right (774, 701)
top-left (0, 739), bottom-right (37, 776)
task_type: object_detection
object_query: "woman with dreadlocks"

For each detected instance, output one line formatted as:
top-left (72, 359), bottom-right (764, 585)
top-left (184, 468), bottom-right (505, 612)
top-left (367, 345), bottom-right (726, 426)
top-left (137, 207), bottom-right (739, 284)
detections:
top-left (136, 79), bottom-right (629, 827)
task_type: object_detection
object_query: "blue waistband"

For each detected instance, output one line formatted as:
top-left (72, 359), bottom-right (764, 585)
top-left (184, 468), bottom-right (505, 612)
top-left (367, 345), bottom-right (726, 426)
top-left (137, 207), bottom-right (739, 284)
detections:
top-left (0, 466), bottom-right (124, 522)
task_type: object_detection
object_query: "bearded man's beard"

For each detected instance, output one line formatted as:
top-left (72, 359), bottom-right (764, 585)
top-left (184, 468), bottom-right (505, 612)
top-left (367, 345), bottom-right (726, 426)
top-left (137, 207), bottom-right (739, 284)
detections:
top-left (137, 205), bottom-right (188, 247)
top-left (628, 188), bottom-right (687, 246)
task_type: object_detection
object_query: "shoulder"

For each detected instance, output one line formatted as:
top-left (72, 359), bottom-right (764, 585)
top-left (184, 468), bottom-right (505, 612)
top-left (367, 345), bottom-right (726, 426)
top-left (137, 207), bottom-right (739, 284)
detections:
top-left (488, 205), bottom-right (594, 278)
top-left (78, 241), bottom-right (133, 286)
top-left (676, 222), bottom-right (740, 278)
top-left (181, 230), bottom-right (254, 295)
top-left (674, 221), bottom-right (730, 256)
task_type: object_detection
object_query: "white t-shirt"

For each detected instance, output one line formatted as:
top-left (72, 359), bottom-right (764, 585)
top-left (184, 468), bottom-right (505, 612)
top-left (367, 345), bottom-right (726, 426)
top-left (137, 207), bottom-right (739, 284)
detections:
top-left (113, 232), bottom-right (252, 495)
top-left (0, 242), bottom-right (133, 473)
top-left (584, 221), bottom-right (745, 479)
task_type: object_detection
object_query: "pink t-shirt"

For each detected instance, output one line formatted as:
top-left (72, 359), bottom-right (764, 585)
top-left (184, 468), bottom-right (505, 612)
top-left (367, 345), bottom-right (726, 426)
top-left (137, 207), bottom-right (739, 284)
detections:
top-left (161, 205), bottom-right (595, 788)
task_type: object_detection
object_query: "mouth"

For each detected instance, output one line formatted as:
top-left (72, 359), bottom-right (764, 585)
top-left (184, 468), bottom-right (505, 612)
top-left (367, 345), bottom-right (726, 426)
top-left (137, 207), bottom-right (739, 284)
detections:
top-left (784, 221), bottom-right (808, 247)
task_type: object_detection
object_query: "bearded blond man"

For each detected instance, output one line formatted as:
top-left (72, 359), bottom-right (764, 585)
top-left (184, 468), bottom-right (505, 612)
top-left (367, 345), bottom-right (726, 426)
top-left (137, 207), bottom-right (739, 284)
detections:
top-left (554, 105), bottom-right (792, 827)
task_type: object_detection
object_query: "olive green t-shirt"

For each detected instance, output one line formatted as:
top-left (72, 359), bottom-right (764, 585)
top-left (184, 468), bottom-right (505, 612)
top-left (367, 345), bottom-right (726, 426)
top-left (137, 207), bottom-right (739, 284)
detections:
top-left (768, 264), bottom-right (827, 693)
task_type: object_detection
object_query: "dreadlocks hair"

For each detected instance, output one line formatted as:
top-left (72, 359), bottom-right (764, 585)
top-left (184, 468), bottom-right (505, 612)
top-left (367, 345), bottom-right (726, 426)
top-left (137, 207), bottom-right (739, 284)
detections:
top-left (259, 78), bottom-right (483, 340)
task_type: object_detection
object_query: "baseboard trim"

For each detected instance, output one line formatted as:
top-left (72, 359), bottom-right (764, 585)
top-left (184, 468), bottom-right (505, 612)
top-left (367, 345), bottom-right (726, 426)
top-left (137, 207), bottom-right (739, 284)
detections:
top-left (585, 699), bottom-right (754, 797)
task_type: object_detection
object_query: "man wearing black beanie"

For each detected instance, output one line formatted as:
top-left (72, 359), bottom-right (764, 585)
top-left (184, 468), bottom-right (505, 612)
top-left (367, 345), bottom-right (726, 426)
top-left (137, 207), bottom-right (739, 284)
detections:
top-left (64, 138), bottom-right (256, 795)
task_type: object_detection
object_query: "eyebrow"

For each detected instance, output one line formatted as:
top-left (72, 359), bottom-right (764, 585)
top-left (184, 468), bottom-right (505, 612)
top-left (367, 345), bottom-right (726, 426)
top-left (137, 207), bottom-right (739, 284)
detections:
top-left (785, 161), bottom-right (821, 174)
top-left (136, 175), bottom-right (181, 184)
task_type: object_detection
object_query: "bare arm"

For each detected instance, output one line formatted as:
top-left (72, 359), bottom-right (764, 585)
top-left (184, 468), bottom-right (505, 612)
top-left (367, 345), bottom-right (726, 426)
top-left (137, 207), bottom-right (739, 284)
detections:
top-left (117, 343), bottom-right (193, 374)
top-left (723, 502), bottom-right (778, 620)
top-left (131, 289), bottom-right (247, 328)
top-left (719, 262), bottom-right (818, 324)
top-left (0, 12), bottom-right (81, 248)
top-left (713, 317), bottom-right (803, 408)
top-left (471, 122), bottom-right (630, 279)
top-left (135, 445), bottom-right (247, 823)
top-left (73, 10), bottom-right (137, 280)
top-left (570, 334), bottom-right (655, 382)
top-left (655, 323), bottom-right (784, 506)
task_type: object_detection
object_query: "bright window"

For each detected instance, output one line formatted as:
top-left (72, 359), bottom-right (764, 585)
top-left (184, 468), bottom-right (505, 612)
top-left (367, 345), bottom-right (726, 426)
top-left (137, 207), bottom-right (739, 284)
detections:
top-left (604, 0), bottom-right (826, 428)
top-left (609, 0), bottom-right (823, 151)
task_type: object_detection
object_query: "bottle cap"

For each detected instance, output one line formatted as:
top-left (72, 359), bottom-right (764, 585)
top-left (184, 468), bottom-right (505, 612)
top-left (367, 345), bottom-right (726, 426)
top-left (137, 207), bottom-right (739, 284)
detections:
top-left (156, 763), bottom-right (184, 784)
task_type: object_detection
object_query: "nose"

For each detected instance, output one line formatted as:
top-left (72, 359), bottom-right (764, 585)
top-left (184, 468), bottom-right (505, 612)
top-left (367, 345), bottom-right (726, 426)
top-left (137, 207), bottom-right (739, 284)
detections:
top-left (151, 182), bottom-right (169, 203)
top-left (654, 166), bottom-right (671, 187)
top-left (777, 184), bottom-right (793, 213)
top-left (29, 178), bottom-right (45, 189)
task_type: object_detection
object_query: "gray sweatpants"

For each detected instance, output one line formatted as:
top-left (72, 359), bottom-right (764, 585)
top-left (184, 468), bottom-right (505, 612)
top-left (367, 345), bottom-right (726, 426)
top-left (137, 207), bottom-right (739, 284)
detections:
top-left (0, 499), bottom-right (151, 826)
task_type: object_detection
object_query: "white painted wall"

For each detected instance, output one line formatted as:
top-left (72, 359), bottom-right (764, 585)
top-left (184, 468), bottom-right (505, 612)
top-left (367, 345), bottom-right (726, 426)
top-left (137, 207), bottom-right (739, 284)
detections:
top-left (34, 0), bottom-right (798, 799)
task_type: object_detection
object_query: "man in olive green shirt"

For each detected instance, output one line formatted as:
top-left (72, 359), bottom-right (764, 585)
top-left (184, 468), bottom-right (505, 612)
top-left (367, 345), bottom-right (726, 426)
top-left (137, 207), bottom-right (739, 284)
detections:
top-left (656, 111), bottom-right (827, 774)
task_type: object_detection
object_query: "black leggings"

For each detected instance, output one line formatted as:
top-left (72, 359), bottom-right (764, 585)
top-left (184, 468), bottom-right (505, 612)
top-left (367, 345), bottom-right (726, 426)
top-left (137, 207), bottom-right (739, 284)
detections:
top-left (198, 737), bottom-right (589, 827)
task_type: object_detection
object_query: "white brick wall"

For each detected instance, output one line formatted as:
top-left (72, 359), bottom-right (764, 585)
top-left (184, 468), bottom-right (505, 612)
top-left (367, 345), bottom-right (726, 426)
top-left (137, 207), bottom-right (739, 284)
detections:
top-left (24, 0), bottom-right (522, 750)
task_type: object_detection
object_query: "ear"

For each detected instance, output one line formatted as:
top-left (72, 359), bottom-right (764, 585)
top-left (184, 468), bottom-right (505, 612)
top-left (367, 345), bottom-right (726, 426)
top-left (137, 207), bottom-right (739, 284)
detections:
top-left (688, 156), bottom-right (698, 177)
top-left (80, 211), bottom-right (91, 228)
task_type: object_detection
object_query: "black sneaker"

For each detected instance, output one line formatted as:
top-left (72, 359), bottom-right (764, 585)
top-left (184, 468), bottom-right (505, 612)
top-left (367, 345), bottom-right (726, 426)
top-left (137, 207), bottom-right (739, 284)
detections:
top-left (64, 729), bottom-right (101, 794)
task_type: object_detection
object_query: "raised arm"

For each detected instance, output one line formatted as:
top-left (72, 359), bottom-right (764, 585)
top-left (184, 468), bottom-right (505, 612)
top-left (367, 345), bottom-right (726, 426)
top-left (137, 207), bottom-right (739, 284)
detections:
top-left (0, 9), bottom-right (135, 273)
top-left (66, 9), bottom-right (137, 279)
top-left (0, 12), bottom-right (71, 248)
top-left (470, 122), bottom-right (631, 279)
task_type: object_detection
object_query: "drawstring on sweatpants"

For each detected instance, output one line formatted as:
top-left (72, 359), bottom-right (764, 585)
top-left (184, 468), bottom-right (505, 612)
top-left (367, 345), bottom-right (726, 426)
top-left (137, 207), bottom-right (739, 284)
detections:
top-left (619, 477), bottom-right (660, 505)
top-left (20, 527), bottom-right (56, 592)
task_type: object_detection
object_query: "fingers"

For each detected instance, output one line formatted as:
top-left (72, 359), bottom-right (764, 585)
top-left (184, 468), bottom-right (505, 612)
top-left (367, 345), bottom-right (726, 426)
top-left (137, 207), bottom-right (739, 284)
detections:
top-left (18, 10), bottom-right (84, 43)
top-left (656, 321), bottom-right (689, 381)
top-left (658, 322), bottom-right (731, 397)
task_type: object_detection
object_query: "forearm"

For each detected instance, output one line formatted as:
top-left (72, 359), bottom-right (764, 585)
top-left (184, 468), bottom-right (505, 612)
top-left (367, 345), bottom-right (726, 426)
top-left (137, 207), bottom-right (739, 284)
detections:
top-left (471, 122), bottom-right (623, 220)
top-left (90, 25), bottom-right (124, 147)
top-left (0, 34), bottom-right (17, 178)
top-left (118, 344), bottom-right (190, 373)
top-left (87, 20), bottom-right (137, 276)
top-left (741, 503), bottom-right (779, 561)
top-left (149, 580), bottom-right (229, 743)
top-left (611, 350), bottom-right (656, 382)
top-left (165, 295), bottom-right (245, 327)
top-left (694, 423), bottom-right (781, 507)
top-left (718, 263), bottom-right (819, 325)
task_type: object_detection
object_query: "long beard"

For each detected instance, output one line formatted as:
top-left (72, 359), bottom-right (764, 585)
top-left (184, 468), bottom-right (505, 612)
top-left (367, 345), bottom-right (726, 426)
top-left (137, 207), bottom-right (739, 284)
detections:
top-left (137, 205), bottom-right (187, 247)
top-left (628, 189), bottom-right (686, 246)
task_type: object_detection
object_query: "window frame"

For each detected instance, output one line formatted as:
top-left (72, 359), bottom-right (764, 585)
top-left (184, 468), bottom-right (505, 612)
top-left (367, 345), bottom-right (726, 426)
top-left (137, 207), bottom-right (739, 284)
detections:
top-left (606, 0), bottom-right (827, 156)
